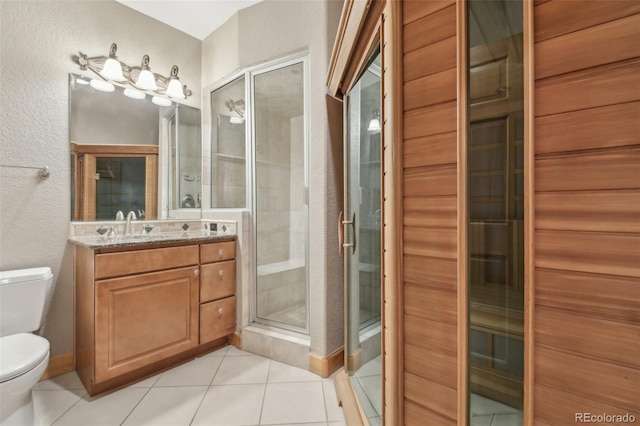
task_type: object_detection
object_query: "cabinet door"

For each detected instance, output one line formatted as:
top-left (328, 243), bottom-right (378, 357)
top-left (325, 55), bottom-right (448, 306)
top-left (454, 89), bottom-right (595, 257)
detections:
top-left (95, 266), bottom-right (199, 382)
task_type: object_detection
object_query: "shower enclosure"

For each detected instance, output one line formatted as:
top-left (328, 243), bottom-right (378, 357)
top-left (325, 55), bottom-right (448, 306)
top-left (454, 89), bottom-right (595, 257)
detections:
top-left (343, 48), bottom-right (382, 425)
top-left (210, 56), bottom-right (309, 332)
top-left (253, 59), bottom-right (308, 331)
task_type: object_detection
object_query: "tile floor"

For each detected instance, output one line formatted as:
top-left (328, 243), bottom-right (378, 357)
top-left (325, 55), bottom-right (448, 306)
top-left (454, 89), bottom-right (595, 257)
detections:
top-left (350, 355), bottom-right (381, 426)
top-left (470, 394), bottom-right (523, 426)
top-left (29, 346), bottom-right (347, 426)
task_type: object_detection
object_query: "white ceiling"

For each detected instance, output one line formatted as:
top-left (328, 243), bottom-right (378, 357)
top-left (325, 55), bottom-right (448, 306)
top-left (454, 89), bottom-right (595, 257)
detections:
top-left (116, 0), bottom-right (264, 40)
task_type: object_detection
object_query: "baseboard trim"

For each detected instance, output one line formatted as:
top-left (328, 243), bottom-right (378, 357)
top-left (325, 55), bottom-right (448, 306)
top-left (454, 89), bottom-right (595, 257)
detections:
top-left (309, 346), bottom-right (344, 378)
top-left (335, 369), bottom-right (366, 425)
top-left (228, 331), bottom-right (242, 349)
top-left (40, 352), bottom-right (75, 381)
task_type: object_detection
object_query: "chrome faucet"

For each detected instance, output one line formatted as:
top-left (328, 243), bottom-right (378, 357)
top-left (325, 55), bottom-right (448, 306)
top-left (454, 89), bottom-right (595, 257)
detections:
top-left (125, 211), bottom-right (137, 236)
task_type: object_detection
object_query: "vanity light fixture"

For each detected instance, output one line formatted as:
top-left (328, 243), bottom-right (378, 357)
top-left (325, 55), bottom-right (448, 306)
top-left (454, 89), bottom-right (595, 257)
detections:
top-left (226, 99), bottom-right (245, 124)
top-left (367, 108), bottom-right (381, 133)
top-left (99, 43), bottom-right (126, 81)
top-left (123, 88), bottom-right (146, 100)
top-left (133, 55), bottom-right (158, 91)
top-left (152, 96), bottom-right (172, 107)
top-left (89, 79), bottom-right (115, 92)
top-left (76, 43), bottom-right (191, 100)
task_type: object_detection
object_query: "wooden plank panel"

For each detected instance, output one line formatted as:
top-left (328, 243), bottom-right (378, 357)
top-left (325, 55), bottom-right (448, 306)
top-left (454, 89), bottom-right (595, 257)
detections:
top-left (404, 227), bottom-right (457, 259)
top-left (405, 400), bottom-right (456, 426)
top-left (535, 58), bottom-right (640, 116)
top-left (535, 383), bottom-right (640, 426)
top-left (404, 196), bottom-right (456, 228)
top-left (404, 132), bottom-right (457, 169)
top-left (535, 14), bottom-right (640, 80)
top-left (534, 0), bottom-right (640, 42)
top-left (404, 101), bottom-right (457, 139)
top-left (404, 284), bottom-right (457, 325)
top-left (404, 36), bottom-right (456, 82)
top-left (536, 231), bottom-right (640, 278)
top-left (405, 372), bottom-right (457, 420)
top-left (403, 0), bottom-right (455, 25)
top-left (405, 343), bottom-right (457, 389)
top-left (404, 166), bottom-right (457, 197)
top-left (536, 268), bottom-right (640, 323)
top-left (404, 68), bottom-right (457, 111)
top-left (404, 314), bottom-right (457, 357)
top-left (535, 102), bottom-right (640, 154)
top-left (536, 307), bottom-right (640, 368)
top-left (535, 346), bottom-right (640, 411)
top-left (536, 148), bottom-right (640, 192)
top-left (403, 4), bottom-right (456, 53)
top-left (404, 255), bottom-right (457, 291)
top-left (536, 190), bottom-right (640, 233)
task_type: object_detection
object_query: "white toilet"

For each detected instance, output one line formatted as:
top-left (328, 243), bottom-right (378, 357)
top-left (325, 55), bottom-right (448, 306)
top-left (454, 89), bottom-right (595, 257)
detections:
top-left (0, 267), bottom-right (54, 426)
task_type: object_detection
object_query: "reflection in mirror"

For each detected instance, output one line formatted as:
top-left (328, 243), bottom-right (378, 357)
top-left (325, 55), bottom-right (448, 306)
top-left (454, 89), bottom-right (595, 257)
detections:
top-left (210, 76), bottom-right (246, 208)
top-left (69, 74), bottom-right (201, 221)
top-left (167, 104), bottom-right (202, 214)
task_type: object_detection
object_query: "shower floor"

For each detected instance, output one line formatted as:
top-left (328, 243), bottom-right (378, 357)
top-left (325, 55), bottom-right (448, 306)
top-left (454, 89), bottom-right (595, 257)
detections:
top-left (264, 304), bottom-right (306, 329)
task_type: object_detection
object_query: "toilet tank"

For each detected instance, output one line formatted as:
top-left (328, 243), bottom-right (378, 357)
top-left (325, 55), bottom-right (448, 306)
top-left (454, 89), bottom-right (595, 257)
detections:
top-left (0, 267), bottom-right (54, 337)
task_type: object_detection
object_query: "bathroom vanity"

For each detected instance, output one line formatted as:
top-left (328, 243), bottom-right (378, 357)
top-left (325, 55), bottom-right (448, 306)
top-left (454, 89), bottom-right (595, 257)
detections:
top-left (72, 235), bottom-right (236, 396)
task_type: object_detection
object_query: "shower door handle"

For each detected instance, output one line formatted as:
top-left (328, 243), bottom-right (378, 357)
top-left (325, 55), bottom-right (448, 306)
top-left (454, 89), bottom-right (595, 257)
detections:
top-left (338, 211), bottom-right (356, 255)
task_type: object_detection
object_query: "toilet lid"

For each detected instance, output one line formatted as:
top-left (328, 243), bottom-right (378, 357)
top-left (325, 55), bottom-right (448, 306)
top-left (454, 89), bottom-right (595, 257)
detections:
top-left (0, 333), bottom-right (50, 383)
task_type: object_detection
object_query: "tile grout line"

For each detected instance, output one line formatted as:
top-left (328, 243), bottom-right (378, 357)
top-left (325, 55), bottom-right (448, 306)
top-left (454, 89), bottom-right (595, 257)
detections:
top-left (118, 385), bottom-right (154, 425)
top-left (46, 388), bottom-right (87, 426)
top-left (257, 359), bottom-right (272, 425)
top-left (189, 348), bottom-right (228, 425)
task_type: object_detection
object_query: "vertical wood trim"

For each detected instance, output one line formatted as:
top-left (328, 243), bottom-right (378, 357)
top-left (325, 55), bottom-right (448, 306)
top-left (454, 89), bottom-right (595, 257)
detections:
top-left (456, 0), bottom-right (468, 425)
top-left (388, 1), bottom-right (405, 424)
top-left (523, 1), bottom-right (535, 424)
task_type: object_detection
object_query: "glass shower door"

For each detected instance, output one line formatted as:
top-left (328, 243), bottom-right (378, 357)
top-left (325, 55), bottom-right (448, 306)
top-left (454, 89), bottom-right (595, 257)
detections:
top-left (254, 59), bottom-right (308, 331)
top-left (344, 49), bottom-right (382, 425)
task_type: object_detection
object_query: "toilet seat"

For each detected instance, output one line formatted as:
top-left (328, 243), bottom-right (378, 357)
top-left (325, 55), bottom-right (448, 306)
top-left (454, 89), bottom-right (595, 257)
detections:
top-left (0, 333), bottom-right (50, 383)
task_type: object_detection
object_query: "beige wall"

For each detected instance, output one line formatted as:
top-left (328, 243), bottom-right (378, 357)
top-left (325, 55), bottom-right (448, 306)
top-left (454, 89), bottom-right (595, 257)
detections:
top-left (201, 0), bottom-right (345, 356)
top-left (0, 0), bottom-right (201, 356)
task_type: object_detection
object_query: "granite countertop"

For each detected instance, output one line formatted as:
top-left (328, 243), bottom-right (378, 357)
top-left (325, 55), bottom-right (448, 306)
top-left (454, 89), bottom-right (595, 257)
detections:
top-left (69, 231), bottom-right (235, 250)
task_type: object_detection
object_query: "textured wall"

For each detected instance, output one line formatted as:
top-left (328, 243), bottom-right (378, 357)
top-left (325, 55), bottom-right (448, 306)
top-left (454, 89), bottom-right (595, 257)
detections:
top-left (201, 0), bottom-right (345, 356)
top-left (0, 1), bottom-right (201, 356)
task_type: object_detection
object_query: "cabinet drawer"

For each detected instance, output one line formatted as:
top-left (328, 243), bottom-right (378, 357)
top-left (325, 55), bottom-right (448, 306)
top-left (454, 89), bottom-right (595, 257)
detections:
top-left (200, 296), bottom-right (235, 344)
top-left (200, 241), bottom-right (236, 263)
top-left (95, 245), bottom-right (199, 279)
top-left (200, 260), bottom-right (235, 303)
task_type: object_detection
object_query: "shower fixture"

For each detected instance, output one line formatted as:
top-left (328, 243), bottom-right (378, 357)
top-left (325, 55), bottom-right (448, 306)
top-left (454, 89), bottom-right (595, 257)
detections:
top-left (75, 43), bottom-right (192, 101)
top-left (225, 99), bottom-right (245, 124)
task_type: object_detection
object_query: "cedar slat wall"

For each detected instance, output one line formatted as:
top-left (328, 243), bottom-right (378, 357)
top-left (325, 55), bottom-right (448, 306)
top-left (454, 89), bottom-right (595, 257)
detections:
top-left (533, 2), bottom-right (640, 424)
top-left (401, 1), bottom-right (458, 424)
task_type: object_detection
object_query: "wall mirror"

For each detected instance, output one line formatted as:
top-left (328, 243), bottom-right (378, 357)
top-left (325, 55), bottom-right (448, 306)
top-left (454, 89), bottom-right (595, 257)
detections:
top-left (69, 74), bottom-right (201, 221)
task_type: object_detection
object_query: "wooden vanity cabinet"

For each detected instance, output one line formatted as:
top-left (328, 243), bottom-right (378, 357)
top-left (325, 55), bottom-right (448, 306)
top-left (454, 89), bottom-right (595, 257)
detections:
top-left (199, 241), bottom-right (236, 344)
top-left (75, 239), bottom-right (236, 396)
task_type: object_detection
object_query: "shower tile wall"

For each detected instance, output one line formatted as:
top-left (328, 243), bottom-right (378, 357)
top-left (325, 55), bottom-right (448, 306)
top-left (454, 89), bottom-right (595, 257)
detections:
top-left (214, 117), bottom-right (246, 207)
top-left (256, 106), bottom-right (306, 323)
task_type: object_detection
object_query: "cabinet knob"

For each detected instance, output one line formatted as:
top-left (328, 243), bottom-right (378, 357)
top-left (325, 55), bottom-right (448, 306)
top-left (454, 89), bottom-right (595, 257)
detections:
top-left (218, 269), bottom-right (224, 279)
top-left (218, 308), bottom-right (224, 316)
top-left (194, 269), bottom-right (200, 276)
top-left (218, 249), bottom-right (224, 258)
